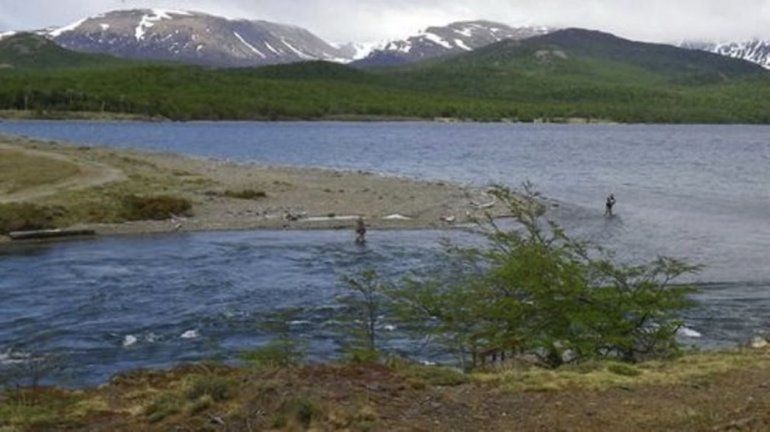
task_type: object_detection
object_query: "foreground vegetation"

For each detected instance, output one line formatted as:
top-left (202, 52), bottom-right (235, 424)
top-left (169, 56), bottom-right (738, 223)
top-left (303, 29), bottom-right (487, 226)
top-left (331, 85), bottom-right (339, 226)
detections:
top-left (2, 348), bottom-right (770, 431)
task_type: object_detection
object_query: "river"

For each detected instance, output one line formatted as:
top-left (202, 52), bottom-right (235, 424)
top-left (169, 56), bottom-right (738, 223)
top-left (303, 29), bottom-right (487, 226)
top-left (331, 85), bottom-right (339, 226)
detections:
top-left (0, 121), bottom-right (768, 385)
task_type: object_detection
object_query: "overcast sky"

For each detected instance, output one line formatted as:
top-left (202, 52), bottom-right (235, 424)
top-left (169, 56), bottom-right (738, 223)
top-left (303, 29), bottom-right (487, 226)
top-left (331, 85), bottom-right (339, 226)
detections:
top-left (1, 0), bottom-right (769, 43)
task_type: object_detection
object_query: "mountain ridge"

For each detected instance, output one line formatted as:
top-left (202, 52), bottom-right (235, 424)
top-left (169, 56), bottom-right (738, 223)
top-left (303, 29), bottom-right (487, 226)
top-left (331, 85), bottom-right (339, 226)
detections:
top-left (48, 9), bottom-right (354, 67)
top-left (352, 20), bottom-right (550, 68)
top-left (682, 40), bottom-right (770, 70)
top-left (4, 9), bottom-right (769, 70)
top-left (0, 32), bottom-right (130, 69)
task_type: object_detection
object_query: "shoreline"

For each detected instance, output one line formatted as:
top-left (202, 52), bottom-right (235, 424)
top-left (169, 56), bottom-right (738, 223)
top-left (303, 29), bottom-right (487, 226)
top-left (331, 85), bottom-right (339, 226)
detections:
top-left (5, 111), bottom-right (770, 126)
top-left (0, 109), bottom-right (619, 124)
top-left (0, 135), bottom-right (506, 244)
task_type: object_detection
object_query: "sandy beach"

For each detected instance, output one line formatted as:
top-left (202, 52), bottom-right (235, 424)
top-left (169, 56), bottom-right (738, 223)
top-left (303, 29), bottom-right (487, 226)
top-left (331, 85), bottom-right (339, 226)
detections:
top-left (0, 135), bottom-right (503, 242)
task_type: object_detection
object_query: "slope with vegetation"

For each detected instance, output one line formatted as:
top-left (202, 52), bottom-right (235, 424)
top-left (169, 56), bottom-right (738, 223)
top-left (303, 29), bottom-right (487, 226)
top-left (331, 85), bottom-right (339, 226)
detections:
top-left (1, 30), bottom-right (769, 123)
top-left (0, 33), bottom-right (131, 69)
top-left (4, 349), bottom-right (770, 431)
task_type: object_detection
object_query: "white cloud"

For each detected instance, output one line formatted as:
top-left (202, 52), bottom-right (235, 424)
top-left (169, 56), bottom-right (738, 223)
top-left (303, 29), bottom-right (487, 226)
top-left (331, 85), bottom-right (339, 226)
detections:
top-left (2, 0), bottom-right (769, 43)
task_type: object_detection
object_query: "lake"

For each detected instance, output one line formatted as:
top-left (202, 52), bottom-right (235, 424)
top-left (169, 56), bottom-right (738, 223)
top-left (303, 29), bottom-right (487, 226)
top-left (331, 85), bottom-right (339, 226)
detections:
top-left (0, 121), bottom-right (768, 385)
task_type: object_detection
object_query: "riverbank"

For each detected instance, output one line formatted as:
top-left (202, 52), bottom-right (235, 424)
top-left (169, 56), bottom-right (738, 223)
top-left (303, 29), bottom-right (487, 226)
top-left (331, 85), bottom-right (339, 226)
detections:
top-left (0, 110), bottom-right (163, 122)
top-left (0, 135), bottom-right (503, 242)
top-left (3, 347), bottom-right (770, 431)
top-left (0, 110), bottom-right (617, 124)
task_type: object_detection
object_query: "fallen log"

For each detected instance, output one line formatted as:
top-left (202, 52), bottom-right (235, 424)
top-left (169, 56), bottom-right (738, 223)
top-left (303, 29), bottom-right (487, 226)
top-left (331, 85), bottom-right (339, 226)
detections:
top-left (9, 229), bottom-right (97, 241)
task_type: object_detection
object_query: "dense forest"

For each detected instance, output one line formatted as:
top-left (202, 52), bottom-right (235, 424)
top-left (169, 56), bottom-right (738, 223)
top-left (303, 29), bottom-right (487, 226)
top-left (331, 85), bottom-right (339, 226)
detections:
top-left (1, 32), bottom-right (769, 123)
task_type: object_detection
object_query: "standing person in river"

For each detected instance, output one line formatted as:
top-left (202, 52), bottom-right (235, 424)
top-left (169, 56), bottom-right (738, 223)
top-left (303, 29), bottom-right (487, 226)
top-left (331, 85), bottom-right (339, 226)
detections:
top-left (605, 193), bottom-right (617, 217)
top-left (355, 217), bottom-right (367, 244)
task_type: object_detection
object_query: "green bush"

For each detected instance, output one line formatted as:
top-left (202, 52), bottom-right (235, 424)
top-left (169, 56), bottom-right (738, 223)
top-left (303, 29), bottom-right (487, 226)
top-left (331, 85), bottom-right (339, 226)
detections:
top-left (240, 340), bottom-right (304, 370)
top-left (389, 184), bottom-right (700, 369)
top-left (185, 375), bottom-right (232, 403)
top-left (340, 270), bottom-right (390, 358)
top-left (120, 194), bottom-right (192, 221)
top-left (0, 202), bottom-right (62, 234)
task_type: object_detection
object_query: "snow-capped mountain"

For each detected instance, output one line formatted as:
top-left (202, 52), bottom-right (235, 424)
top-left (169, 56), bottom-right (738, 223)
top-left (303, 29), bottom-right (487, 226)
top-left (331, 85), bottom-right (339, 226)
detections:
top-left (353, 21), bottom-right (551, 68)
top-left (0, 31), bottom-right (17, 41)
top-left (336, 41), bottom-right (387, 61)
top-left (48, 9), bottom-right (355, 67)
top-left (681, 40), bottom-right (770, 70)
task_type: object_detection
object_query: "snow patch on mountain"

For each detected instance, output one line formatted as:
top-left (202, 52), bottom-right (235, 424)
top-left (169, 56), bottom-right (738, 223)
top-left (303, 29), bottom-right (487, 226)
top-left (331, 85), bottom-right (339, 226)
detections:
top-left (682, 39), bottom-right (770, 70)
top-left (135, 11), bottom-right (164, 40)
top-left (46, 9), bottom-right (356, 67)
top-left (338, 41), bottom-right (386, 60)
top-left (264, 41), bottom-right (281, 55)
top-left (454, 27), bottom-right (473, 38)
top-left (49, 18), bottom-right (88, 37)
top-left (353, 20), bottom-right (552, 68)
top-left (280, 37), bottom-right (313, 60)
top-left (422, 32), bottom-right (453, 49)
top-left (455, 39), bottom-right (472, 51)
top-left (234, 31), bottom-right (266, 58)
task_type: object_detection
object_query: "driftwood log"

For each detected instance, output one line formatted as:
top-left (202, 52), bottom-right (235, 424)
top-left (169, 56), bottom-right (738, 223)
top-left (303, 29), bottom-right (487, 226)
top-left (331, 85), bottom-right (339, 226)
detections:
top-left (9, 229), bottom-right (96, 241)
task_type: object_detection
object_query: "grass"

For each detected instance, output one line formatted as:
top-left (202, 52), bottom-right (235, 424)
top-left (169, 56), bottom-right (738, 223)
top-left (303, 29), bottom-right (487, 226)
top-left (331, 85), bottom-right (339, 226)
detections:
top-left (0, 389), bottom-right (105, 430)
top-left (120, 194), bottom-right (192, 221)
top-left (0, 148), bottom-right (81, 194)
top-left (184, 375), bottom-right (233, 403)
top-left (388, 358), bottom-right (470, 387)
top-left (473, 348), bottom-right (770, 392)
top-left (0, 141), bottom-right (215, 234)
top-left (0, 202), bottom-right (62, 234)
top-left (3, 349), bottom-right (770, 431)
top-left (144, 394), bottom-right (182, 423)
top-left (273, 397), bottom-right (321, 429)
top-left (240, 340), bottom-right (305, 370)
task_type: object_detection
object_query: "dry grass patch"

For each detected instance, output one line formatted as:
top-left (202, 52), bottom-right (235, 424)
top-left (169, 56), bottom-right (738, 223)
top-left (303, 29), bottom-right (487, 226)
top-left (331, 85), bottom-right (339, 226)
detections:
top-left (474, 348), bottom-right (770, 392)
top-left (0, 148), bottom-right (81, 194)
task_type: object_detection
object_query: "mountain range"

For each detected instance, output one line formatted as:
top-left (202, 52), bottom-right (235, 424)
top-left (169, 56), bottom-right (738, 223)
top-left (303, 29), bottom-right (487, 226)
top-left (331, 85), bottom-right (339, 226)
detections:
top-left (47, 9), bottom-right (353, 67)
top-left (8, 8), bottom-right (765, 71)
top-left (351, 21), bottom-right (550, 68)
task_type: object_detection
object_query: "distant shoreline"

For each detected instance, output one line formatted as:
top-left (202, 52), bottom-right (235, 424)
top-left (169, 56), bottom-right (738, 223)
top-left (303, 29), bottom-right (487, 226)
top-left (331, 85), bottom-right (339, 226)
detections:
top-left (0, 109), bottom-right (617, 124)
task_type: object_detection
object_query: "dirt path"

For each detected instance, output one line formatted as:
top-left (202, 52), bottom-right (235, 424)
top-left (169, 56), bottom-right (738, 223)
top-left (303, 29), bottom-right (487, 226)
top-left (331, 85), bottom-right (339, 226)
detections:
top-left (0, 143), bottom-right (126, 203)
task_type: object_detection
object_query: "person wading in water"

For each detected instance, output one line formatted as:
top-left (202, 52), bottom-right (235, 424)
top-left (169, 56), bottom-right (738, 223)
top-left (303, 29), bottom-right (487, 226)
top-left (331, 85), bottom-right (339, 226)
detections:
top-left (355, 218), bottom-right (367, 244)
top-left (605, 193), bottom-right (617, 217)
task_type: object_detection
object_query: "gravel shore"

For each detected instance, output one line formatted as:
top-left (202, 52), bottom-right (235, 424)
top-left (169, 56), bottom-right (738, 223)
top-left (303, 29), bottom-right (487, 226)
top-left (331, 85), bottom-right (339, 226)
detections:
top-left (0, 135), bottom-right (504, 240)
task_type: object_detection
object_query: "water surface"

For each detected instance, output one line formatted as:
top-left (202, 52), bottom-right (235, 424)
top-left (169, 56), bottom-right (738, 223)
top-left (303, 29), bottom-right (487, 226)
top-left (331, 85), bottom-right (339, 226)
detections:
top-left (0, 121), bottom-right (768, 385)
